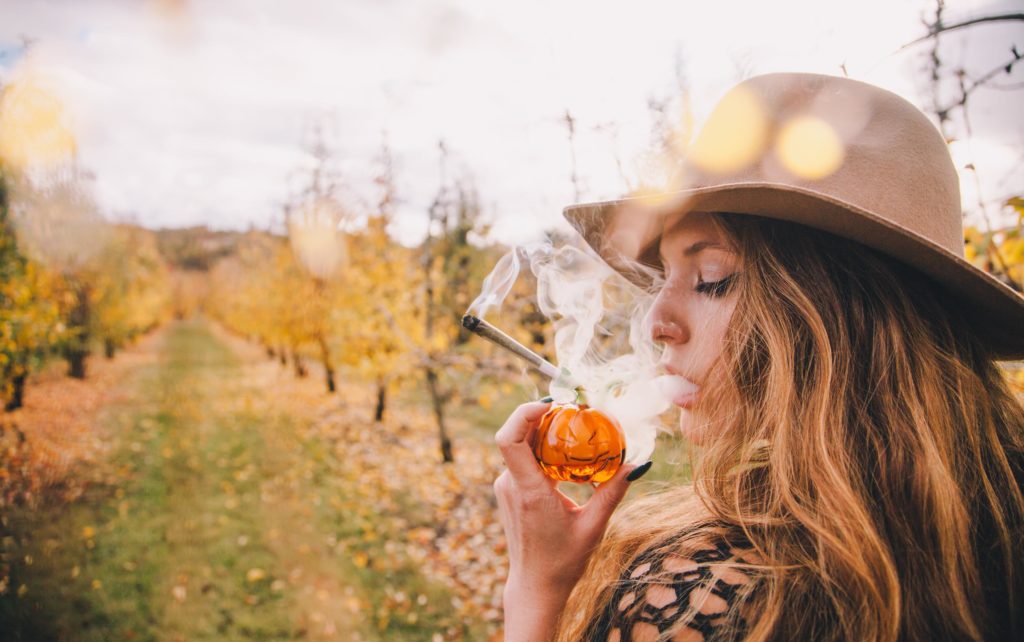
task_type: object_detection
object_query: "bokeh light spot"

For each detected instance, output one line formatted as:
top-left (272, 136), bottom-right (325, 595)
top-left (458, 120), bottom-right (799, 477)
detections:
top-left (288, 198), bottom-right (349, 280)
top-left (688, 85), bottom-right (768, 175)
top-left (0, 78), bottom-right (77, 170)
top-left (634, 187), bottom-right (677, 208)
top-left (775, 116), bottom-right (845, 180)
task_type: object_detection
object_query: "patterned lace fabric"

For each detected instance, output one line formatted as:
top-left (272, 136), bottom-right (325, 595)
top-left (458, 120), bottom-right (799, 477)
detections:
top-left (585, 526), bottom-right (761, 642)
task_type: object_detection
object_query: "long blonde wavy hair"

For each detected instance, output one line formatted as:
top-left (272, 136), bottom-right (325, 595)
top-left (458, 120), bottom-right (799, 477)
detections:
top-left (555, 213), bottom-right (1024, 641)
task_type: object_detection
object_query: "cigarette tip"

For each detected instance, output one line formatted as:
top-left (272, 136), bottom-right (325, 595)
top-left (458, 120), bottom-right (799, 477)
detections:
top-left (462, 314), bottom-right (481, 331)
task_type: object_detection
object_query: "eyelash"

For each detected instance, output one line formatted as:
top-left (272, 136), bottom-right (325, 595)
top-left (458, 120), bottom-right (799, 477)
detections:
top-left (695, 273), bottom-right (738, 298)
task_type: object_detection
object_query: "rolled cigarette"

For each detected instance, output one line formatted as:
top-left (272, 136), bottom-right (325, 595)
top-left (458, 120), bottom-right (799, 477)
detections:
top-left (461, 314), bottom-right (562, 380)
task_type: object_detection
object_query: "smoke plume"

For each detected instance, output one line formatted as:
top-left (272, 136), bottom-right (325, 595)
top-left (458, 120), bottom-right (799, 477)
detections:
top-left (467, 241), bottom-right (675, 465)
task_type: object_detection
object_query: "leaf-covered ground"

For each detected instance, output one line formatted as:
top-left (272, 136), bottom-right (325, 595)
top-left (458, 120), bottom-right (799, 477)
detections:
top-left (0, 320), bottom-right (518, 641)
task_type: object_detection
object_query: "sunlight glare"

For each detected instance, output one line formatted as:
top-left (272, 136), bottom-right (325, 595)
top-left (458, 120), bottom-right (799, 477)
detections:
top-left (288, 199), bottom-right (348, 280)
top-left (688, 85), bottom-right (767, 175)
top-left (0, 76), bottom-right (77, 170)
top-left (774, 115), bottom-right (845, 180)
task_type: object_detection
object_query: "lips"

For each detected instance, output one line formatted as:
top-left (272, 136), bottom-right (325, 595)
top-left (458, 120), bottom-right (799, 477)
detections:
top-left (654, 374), bottom-right (701, 409)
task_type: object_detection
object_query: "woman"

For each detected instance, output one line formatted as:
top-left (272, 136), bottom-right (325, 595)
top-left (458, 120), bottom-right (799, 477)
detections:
top-left (493, 73), bottom-right (1024, 641)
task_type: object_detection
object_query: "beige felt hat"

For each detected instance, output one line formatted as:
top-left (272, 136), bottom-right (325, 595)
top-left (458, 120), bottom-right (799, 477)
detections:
top-left (563, 72), bottom-right (1024, 360)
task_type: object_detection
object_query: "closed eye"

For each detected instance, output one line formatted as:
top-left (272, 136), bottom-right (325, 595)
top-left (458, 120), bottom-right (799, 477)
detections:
top-left (695, 273), bottom-right (739, 298)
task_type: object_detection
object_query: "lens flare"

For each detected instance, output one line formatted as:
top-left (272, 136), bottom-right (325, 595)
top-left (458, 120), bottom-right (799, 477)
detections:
top-left (688, 85), bottom-right (768, 175)
top-left (775, 115), bottom-right (845, 180)
top-left (0, 78), bottom-right (77, 170)
top-left (287, 198), bottom-right (348, 280)
top-left (150, 0), bottom-right (189, 19)
top-left (147, 0), bottom-right (196, 43)
top-left (632, 182), bottom-right (685, 208)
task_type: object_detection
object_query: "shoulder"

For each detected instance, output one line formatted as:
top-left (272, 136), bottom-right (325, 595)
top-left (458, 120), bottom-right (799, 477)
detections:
top-left (586, 525), bottom-right (762, 642)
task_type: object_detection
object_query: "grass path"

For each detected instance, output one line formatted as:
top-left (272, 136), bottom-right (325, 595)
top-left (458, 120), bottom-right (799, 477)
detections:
top-left (1, 320), bottom-right (480, 641)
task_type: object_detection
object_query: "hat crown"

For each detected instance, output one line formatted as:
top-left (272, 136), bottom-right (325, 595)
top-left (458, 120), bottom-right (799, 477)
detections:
top-left (563, 72), bottom-right (1024, 358)
top-left (685, 73), bottom-right (962, 253)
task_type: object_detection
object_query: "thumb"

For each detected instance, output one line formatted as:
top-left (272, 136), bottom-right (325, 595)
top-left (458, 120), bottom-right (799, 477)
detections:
top-left (579, 461), bottom-right (645, 532)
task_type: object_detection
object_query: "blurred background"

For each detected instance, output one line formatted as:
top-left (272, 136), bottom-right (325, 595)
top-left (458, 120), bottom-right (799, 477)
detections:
top-left (0, 0), bottom-right (1021, 640)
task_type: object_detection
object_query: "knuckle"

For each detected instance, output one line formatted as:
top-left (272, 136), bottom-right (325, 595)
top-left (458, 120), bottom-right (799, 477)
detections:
top-left (493, 472), bottom-right (510, 494)
top-left (494, 402), bottom-right (543, 450)
top-left (586, 489), bottom-right (625, 520)
top-left (519, 489), bottom-right (553, 512)
top-left (598, 490), bottom-right (620, 509)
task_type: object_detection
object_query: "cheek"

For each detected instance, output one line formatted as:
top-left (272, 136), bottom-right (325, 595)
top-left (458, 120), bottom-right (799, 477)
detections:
top-left (693, 299), bottom-right (738, 359)
top-left (686, 301), bottom-right (739, 444)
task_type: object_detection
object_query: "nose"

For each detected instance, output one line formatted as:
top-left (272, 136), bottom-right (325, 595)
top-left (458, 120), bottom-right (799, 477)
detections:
top-left (645, 286), bottom-right (689, 345)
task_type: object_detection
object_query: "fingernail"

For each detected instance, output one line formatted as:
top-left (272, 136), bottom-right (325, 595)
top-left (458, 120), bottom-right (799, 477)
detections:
top-left (539, 396), bottom-right (554, 403)
top-left (626, 461), bottom-right (653, 482)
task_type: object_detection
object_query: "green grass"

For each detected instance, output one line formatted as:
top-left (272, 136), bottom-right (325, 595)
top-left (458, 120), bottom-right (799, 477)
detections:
top-left (0, 320), bottom-right (694, 641)
top-left (0, 320), bottom-right (478, 641)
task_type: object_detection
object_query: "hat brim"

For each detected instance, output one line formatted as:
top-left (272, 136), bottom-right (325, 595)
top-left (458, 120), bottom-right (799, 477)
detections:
top-left (563, 182), bottom-right (1024, 360)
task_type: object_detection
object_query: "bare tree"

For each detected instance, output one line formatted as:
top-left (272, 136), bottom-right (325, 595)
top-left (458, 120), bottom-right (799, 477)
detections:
top-left (908, 0), bottom-right (1024, 291)
top-left (419, 141), bottom-right (495, 463)
top-left (285, 119), bottom-right (352, 391)
top-left (562, 110), bottom-right (584, 202)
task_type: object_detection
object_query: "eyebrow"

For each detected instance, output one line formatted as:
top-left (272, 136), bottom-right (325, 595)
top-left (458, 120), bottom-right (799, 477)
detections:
top-left (658, 240), bottom-right (731, 263)
top-left (684, 241), bottom-right (727, 257)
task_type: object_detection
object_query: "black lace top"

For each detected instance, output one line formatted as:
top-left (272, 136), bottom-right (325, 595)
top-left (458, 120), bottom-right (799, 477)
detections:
top-left (585, 526), bottom-right (761, 642)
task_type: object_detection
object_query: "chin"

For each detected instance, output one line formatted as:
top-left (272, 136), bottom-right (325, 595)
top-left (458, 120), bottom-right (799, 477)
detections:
top-left (678, 411), bottom-right (710, 445)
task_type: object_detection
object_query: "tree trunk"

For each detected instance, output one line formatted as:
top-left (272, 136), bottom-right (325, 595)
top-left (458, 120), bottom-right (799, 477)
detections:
top-left (425, 367), bottom-right (453, 462)
top-left (324, 363), bottom-right (335, 392)
top-left (5, 370), bottom-right (27, 412)
top-left (316, 334), bottom-right (335, 393)
top-left (66, 350), bottom-right (87, 379)
top-left (65, 282), bottom-right (91, 380)
top-left (374, 378), bottom-right (387, 422)
top-left (265, 344), bottom-right (276, 359)
top-left (104, 338), bottom-right (116, 359)
top-left (292, 349), bottom-right (307, 378)
top-left (278, 347), bottom-right (287, 366)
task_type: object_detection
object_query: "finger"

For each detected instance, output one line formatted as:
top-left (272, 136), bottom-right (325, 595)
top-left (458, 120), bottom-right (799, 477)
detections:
top-left (493, 472), bottom-right (511, 526)
top-left (494, 400), bottom-right (552, 445)
top-left (494, 400), bottom-right (552, 487)
top-left (579, 462), bottom-right (637, 532)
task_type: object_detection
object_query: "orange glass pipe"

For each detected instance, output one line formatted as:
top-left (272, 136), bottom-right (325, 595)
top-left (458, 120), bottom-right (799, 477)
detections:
top-left (531, 396), bottom-right (625, 484)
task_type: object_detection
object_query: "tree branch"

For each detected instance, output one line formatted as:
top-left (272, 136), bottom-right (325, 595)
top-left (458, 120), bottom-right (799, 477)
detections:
top-left (933, 50), bottom-right (1024, 122)
top-left (901, 13), bottom-right (1024, 50)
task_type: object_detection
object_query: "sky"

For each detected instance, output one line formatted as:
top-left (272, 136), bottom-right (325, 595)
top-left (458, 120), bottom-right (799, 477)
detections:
top-left (0, 0), bottom-right (1021, 246)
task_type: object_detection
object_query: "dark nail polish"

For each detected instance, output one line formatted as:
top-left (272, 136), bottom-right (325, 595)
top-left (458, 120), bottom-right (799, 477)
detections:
top-left (626, 461), bottom-right (653, 482)
top-left (539, 396), bottom-right (554, 403)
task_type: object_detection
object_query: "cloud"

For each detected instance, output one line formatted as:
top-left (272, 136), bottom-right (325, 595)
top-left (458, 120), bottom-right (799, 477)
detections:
top-left (0, 0), bottom-right (1019, 243)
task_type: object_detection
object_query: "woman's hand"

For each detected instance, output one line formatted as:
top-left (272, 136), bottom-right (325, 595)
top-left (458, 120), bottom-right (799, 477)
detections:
top-left (493, 400), bottom-right (638, 642)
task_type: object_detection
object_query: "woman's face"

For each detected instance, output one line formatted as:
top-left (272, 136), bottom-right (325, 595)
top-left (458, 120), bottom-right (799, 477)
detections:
top-left (645, 211), bottom-right (742, 443)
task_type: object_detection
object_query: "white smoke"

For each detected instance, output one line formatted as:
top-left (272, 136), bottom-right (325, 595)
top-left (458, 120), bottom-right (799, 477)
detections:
top-left (467, 242), bottom-right (672, 465)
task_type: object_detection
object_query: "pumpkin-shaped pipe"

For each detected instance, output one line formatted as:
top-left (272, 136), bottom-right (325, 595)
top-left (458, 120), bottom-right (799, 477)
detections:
top-left (531, 400), bottom-right (625, 484)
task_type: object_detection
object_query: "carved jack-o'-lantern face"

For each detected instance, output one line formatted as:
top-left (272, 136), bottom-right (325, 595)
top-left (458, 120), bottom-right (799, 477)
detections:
top-left (531, 403), bottom-right (625, 484)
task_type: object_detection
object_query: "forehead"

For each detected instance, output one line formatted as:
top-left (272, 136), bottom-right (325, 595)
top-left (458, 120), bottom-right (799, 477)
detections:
top-left (658, 211), bottom-right (731, 252)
